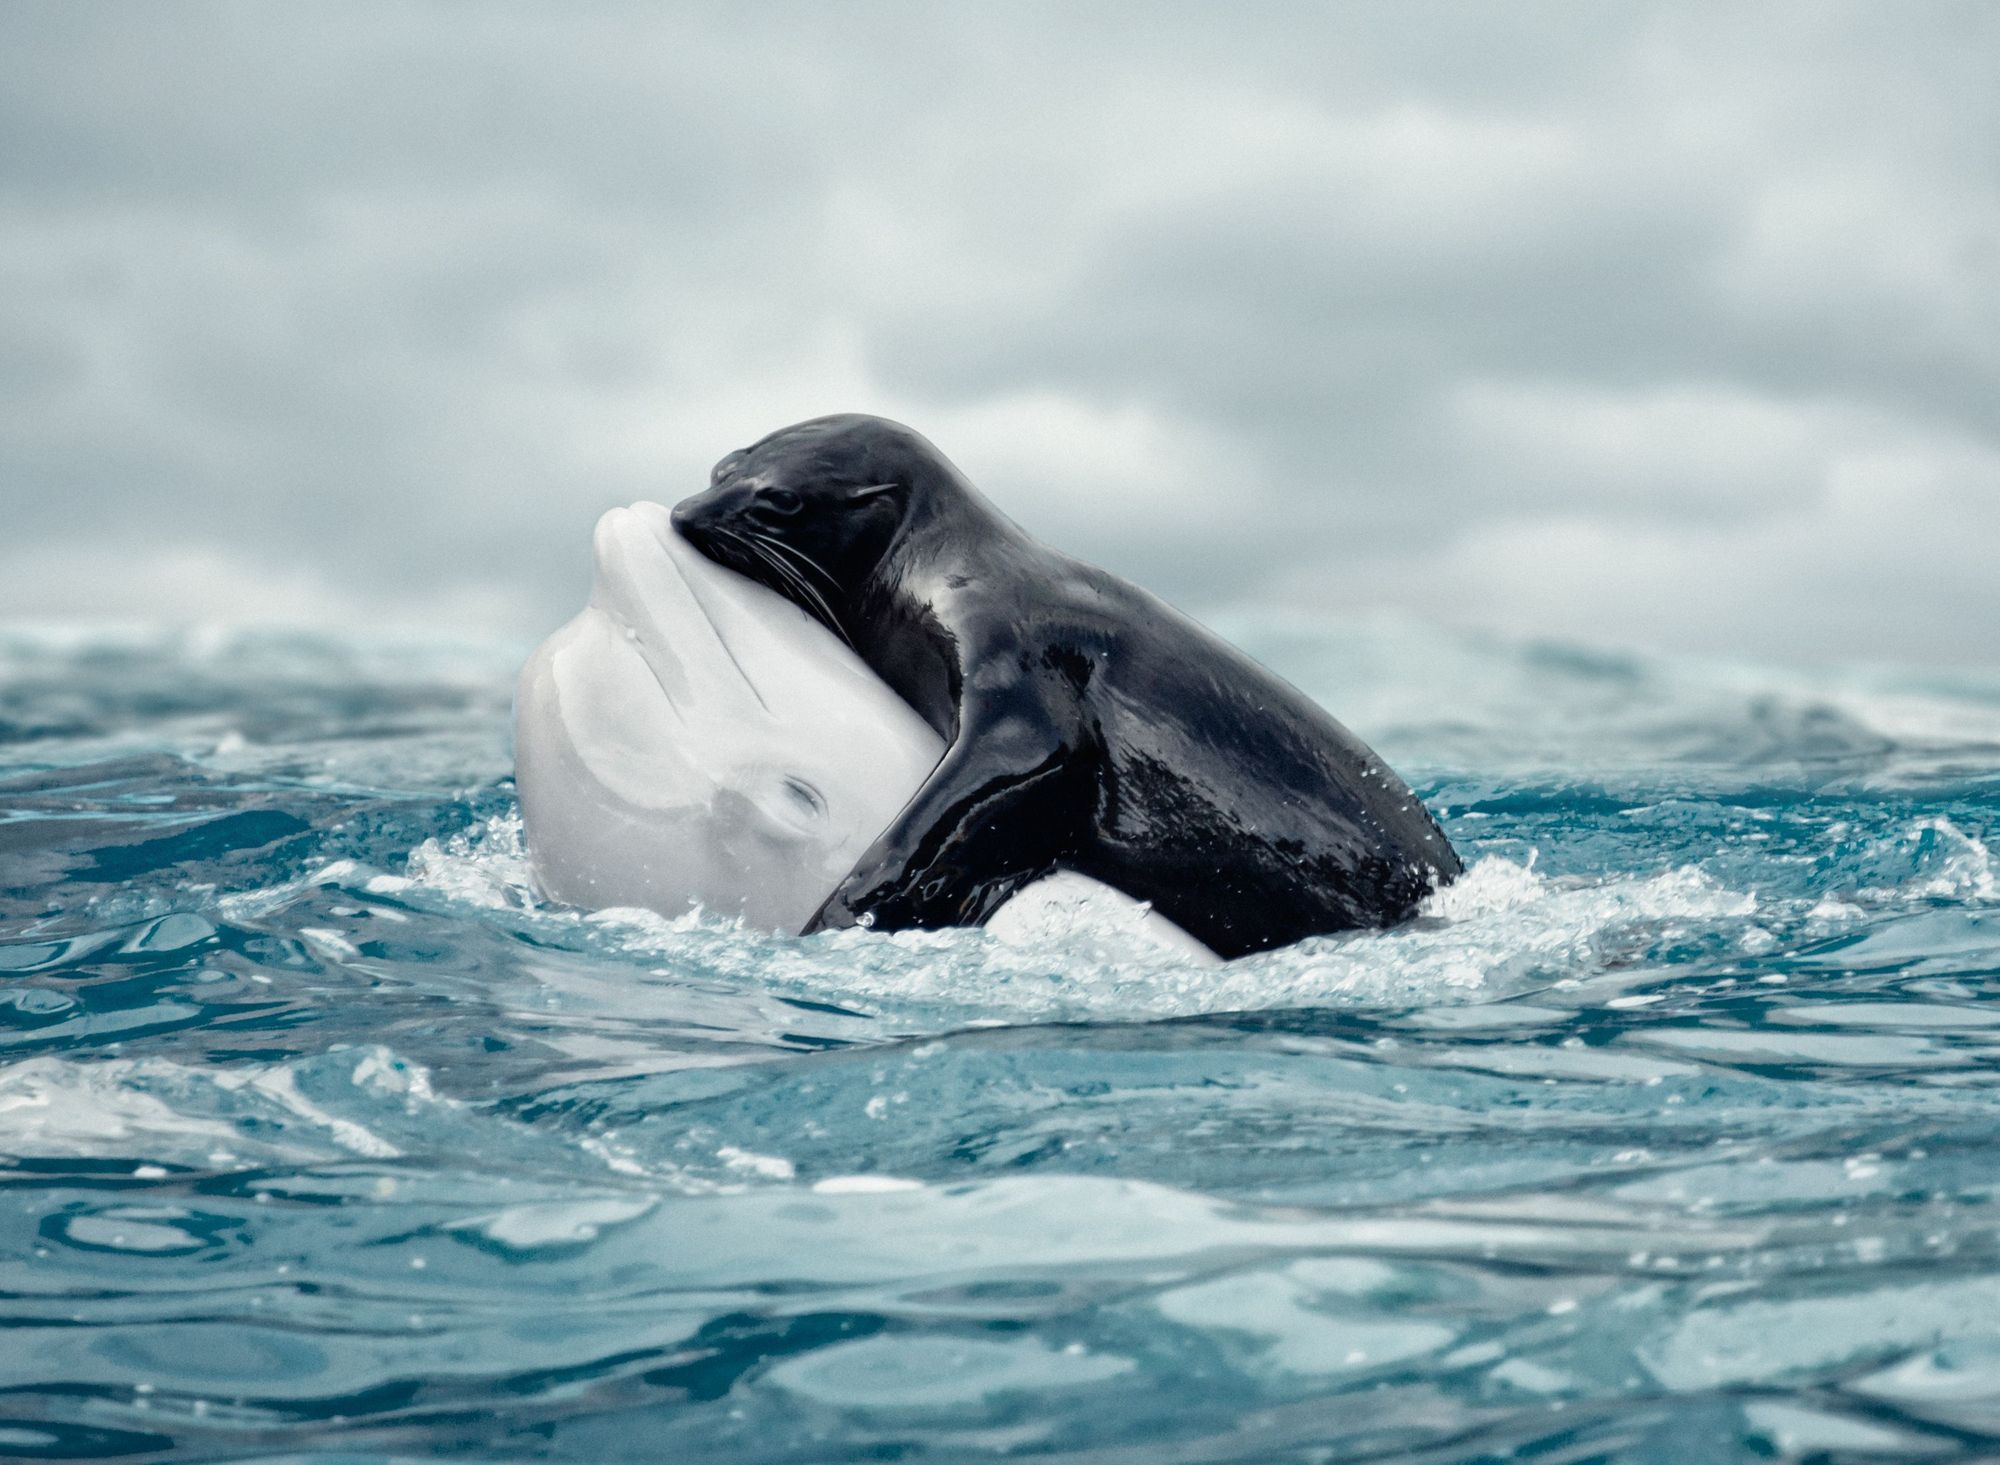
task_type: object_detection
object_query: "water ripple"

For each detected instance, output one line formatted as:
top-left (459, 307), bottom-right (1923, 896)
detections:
top-left (2, 624), bottom-right (1999, 1459)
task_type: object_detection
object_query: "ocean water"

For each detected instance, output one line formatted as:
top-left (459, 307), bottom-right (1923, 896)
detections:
top-left (3, 618), bottom-right (2000, 1463)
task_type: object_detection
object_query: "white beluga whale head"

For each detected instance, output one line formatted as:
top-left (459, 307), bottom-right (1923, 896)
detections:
top-left (514, 500), bottom-right (941, 932)
top-left (514, 500), bottom-right (1215, 960)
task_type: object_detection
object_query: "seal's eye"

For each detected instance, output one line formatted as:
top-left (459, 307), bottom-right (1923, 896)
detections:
top-left (759, 488), bottom-right (803, 517)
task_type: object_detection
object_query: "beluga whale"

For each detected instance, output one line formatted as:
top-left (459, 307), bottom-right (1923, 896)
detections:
top-left (514, 499), bottom-right (1214, 958)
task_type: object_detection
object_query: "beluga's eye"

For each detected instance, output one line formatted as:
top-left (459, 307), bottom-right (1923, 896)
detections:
top-left (783, 775), bottom-right (824, 818)
top-left (759, 488), bottom-right (803, 516)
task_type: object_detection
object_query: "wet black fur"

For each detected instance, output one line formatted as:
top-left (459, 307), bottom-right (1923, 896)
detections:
top-left (673, 414), bottom-right (1462, 958)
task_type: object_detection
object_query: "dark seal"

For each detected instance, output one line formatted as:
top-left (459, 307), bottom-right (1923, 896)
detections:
top-left (671, 414), bottom-right (1462, 958)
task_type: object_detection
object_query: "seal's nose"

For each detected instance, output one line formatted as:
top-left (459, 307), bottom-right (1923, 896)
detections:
top-left (672, 481), bottom-right (730, 530)
top-left (670, 481), bottom-right (744, 548)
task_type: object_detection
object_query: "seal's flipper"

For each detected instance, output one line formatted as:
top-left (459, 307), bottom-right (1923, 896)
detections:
top-left (807, 699), bottom-right (1082, 932)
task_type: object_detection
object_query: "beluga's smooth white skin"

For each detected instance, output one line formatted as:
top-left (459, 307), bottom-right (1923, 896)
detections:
top-left (514, 501), bottom-right (1214, 960)
top-left (515, 501), bottom-right (939, 932)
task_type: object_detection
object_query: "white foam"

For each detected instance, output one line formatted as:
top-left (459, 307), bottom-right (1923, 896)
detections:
top-left (0, 1055), bottom-right (405, 1164)
top-left (716, 1145), bottom-right (796, 1180)
top-left (1421, 850), bottom-right (1545, 920)
top-left (242, 1067), bottom-right (403, 1158)
top-left (403, 812), bottom-right (540, 910)
top-left (985, 870), bottom-right (1220, 964)
top-left (382, 803), bottom-right (1770, 1024)
top-left (216, 859), bottom-right (383, 922)
top-left (0, 1060), bottom-right (254, 1159)
top-left (1898, 817), bottom-right (1998, 902)
top-left (732, 854), bottom-right (1759, 1023)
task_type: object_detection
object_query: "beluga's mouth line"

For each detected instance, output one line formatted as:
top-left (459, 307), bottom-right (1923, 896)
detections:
top-left (669, 530), bottom-right (774, 717)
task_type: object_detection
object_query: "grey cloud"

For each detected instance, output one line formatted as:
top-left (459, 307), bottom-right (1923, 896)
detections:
top-left (1, 1), bottom-right (1996, 664)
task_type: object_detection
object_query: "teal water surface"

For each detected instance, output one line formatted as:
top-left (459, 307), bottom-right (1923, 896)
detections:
top-left (3, 620), bottom-right (2000, 1462)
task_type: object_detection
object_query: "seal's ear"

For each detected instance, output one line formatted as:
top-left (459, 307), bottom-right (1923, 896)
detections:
top-left (845, 482), bottom-right (899, 502)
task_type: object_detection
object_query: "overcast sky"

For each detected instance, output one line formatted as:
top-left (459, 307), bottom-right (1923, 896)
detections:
top-left (2, 2), bottom-right (1996, 666)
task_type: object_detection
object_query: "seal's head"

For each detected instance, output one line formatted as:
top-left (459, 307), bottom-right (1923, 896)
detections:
top-left (671, 414), bottom-right (961, 638)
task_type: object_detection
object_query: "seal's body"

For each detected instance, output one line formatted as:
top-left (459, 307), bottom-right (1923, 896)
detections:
top-left (673, 414), bottom-right (1461, 959)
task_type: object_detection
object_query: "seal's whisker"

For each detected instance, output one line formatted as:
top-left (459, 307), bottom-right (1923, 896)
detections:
top-left (742, 530), bottom-right (853, 647)
top-left (754, 535), bottom-right (861, 649)
top-left (753, 530), bottom-right (842, 594)
top-left (751, 542), bottom-right (818, 617)
top-left (739, 533), bottom-right (810, 604)
top-left (731, 530), bottom-right (854, 649)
